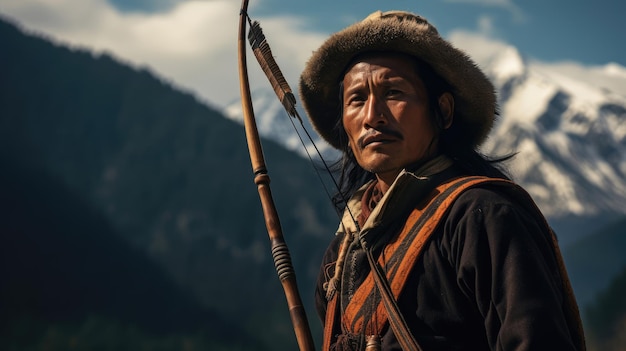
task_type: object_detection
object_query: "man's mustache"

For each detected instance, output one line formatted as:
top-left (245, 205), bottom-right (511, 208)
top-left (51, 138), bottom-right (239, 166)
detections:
top-left (357, 127), bottom-right (404, 149)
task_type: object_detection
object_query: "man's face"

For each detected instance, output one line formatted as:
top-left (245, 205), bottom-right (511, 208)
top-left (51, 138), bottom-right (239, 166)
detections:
top-left (342, 53), bottom-right (439, 186)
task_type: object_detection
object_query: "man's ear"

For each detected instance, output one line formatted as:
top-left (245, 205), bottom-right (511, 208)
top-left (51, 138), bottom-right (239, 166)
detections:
top-left (438, 92), bottom-right (454, 129)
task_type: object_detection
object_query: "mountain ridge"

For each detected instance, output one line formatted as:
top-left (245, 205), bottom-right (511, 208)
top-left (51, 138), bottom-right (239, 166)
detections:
top-left (225, 43), bottom-right (626, 239)
top-left (481, 47), bottom-right (626, 222)
top-left (0, 17), bottom-right (332, 350)
top-left (2, 14), bottom-right (625, 350)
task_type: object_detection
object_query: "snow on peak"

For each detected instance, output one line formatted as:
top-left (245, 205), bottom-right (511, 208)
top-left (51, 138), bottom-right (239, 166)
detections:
top-left (224, 34), bottom-right (626, 221)
top-left (531, 60), bottom-right (626, 100)
top-left (481, 56), bottom-right (626, 218)
top-left (603, 62), bottom-right (626, 79)
top-left (488, 46), bottom-right (527, 84)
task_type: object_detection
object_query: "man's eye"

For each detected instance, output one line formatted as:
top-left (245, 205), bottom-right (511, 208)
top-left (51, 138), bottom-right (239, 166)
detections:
top-left (347, 95), bottom-right (366, 105)
top-left (386, 89), bottom-right (402, 97)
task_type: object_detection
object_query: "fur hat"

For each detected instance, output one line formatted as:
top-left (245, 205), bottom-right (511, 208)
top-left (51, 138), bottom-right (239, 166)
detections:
top-left (299, 10), bottom-right (497, 150)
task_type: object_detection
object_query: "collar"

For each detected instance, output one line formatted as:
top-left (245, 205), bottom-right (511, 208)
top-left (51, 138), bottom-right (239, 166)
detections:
top-left (337, 155), bottom-right (454, 239)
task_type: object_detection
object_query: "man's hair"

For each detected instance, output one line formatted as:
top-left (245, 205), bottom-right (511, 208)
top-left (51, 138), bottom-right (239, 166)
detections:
top-left (329, 54), bottom-right (513, 212)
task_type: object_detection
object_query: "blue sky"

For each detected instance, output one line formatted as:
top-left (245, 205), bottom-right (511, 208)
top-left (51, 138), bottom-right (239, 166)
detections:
top-left (105, 0), bottom-right (624, 66)
top-left (0, 0), bottom-right (624, 107)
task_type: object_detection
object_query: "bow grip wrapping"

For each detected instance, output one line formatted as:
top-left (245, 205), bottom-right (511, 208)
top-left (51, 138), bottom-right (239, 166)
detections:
top-left (237, 1), bottom-right (316, 350)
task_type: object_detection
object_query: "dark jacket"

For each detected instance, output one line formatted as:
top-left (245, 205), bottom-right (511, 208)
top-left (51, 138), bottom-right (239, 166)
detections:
top-left (315, 165), bottom-right (585, 351)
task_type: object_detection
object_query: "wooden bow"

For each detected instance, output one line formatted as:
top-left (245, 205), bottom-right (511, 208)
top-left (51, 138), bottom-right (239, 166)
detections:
top-left (237, 1), bottom-right (316, 350)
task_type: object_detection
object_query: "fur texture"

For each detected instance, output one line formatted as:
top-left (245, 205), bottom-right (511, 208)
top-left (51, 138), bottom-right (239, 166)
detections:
top-left (299, 10), bottom-right (497, 150)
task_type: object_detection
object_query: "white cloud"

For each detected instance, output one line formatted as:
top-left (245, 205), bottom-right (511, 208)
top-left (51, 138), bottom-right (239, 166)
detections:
top-left (0, 0), bottom-right (326, 108)
top-left (2, 0), bottom-right (623, 111)
top-left (448, 29), bottom-right (511, 68)
top-left (449, 29), bottom-right (626, 98)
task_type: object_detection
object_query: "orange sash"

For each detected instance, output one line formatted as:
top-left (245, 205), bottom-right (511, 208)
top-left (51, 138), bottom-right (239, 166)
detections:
top-left (322, 176), bottom-right (585, 350)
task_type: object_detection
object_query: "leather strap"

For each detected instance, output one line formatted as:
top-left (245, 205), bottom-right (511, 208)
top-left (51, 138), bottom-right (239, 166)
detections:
top-left (321, 176), bottom-right (585, 350)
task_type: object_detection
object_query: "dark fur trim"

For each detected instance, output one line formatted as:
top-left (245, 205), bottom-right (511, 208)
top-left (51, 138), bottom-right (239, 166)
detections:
top-left (299, 10), bottom-right (497, 149)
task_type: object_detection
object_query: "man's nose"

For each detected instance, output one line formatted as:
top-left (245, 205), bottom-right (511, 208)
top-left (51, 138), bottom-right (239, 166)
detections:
top-left (363, 95), bottom-right (387, 128)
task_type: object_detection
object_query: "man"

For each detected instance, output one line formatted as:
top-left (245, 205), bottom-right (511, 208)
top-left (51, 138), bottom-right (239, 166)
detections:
top-left (298, 10), bottom-right (586, 351)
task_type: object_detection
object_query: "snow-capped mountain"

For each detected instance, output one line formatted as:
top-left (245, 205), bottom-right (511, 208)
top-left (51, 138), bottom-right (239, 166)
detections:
top-left (224, 88), bottom-right (338, 161)
top-left (480, 47), bottom-right (626, 219)
top-left (224, 47), bottom-right (626, 221)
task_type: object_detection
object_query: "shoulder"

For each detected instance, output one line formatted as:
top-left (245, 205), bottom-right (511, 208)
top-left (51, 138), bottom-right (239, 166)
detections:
top-left (435, 182), bottom-right (560, 276)
top-left (439, 181), bottom-right (555, 254)
top-left (439, 178), bottom-right (538, 218)
top-left (451, 183), bottom-right (525, 213)
top-left (441, 180), bottom-right (551, 238)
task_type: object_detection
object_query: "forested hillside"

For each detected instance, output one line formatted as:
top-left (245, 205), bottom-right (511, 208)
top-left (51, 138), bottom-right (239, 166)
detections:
top-left (0, 16), bottom-right (335, 350)
top-left (562, 216), bottom-right (626, 307)
top-left (585, 262), bottom-right (626, 351)
top-left (560, 216), bottom-right (626, 351)
top-left (1, 13), bottom-right (625, 351)
top-left (0, 157), bottom-right (261, 350)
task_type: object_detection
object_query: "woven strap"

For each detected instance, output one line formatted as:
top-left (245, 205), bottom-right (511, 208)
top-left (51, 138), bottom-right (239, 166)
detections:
top-left (365, 245), bottom-right (422, 350)
top-left (322, 176), bottom-right (585, 350)
top-left (323, 176), bottom-right (493, 349)
top-left (362, 176), bottom-right (496, 351)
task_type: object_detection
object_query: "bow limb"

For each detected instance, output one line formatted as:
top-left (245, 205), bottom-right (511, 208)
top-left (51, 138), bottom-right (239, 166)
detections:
top-left (237, 1), bottom-right (316, 350)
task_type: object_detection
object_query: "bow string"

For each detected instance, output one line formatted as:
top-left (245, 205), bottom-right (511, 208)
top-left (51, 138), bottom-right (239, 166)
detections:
top-left (238, 1), bottom-right (317, 350)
